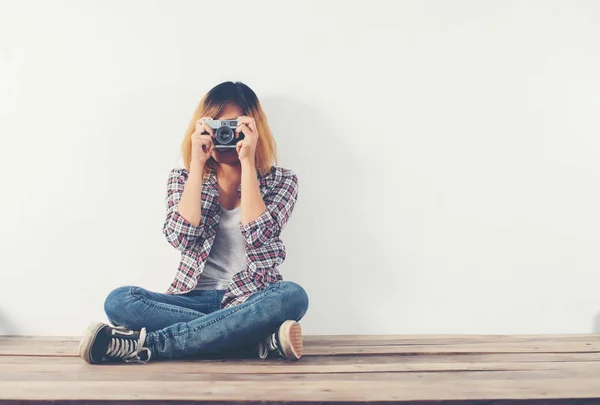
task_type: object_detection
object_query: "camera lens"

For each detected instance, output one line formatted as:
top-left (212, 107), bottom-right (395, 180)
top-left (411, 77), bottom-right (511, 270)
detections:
top-left (215, 127), bottom-right (235, 144)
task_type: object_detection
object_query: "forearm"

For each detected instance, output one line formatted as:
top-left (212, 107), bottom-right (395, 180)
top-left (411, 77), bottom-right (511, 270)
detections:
top-left (177, 162), bottom-right (205, 226)
top-left (240, 161), bottom-right (267, 225)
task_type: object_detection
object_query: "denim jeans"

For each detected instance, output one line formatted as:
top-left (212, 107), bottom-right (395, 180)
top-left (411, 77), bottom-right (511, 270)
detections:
top-left (103, 281), bottom-right (309, 359)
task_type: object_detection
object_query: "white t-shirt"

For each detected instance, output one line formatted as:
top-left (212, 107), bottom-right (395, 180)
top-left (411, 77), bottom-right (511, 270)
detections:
top-left (194, 206), bottom-right (246, 291)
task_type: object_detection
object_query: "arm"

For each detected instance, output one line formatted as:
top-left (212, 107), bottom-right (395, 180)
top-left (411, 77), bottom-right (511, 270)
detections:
top-left (177, 162), bottom-right (205, 226)
top-left (235, 115), bottom-right (298, 249)
top-left (240, 161), bottom-right (267, 226)
top-left (220, 117), bottom-right (298, 308)
top-left (239, 165), bottom-right (299, 249)
top-left (163, 116), bottom-right (215, 251)
top-left (222, 167), bottom-right (297, 307)
top-left (162, 167), bottom-right (205, 251)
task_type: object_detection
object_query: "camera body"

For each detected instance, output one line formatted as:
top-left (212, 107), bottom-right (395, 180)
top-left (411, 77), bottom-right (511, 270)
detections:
top-left (203, 119), bottom-right (244, 149)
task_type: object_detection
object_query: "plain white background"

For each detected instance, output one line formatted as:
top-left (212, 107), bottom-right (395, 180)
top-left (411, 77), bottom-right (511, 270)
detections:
top-left (1, 0), bottom-right (599, 336)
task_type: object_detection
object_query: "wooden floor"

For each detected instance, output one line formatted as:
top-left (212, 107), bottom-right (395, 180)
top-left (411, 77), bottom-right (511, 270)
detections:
top-left (1, 334), bottom-right (600, 404)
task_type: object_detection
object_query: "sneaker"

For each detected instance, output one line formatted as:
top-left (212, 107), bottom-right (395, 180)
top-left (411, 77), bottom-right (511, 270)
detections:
top-left (79, 322), bottom-right (151, 364)
top-left (258, 320), bottom-right (303, 360)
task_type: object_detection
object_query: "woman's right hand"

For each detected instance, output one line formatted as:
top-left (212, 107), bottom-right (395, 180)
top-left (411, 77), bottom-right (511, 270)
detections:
top-left (191, 117), bottom-right (214, 166)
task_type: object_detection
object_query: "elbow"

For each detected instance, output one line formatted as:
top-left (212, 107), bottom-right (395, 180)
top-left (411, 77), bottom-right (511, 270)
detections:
top-left (244, 228), bottom-right (276, 249)
top-left (246, 238), bottom-right (286, 265)
top-left (162, 212), bottom-right (202, 251)
top-left (162, 225), bottom-right (196, 252)
top-left (241, 213), bottom-right (279, 249)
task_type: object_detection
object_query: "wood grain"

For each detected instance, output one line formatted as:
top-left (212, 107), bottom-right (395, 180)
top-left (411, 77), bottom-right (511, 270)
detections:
top-left (2, 334), bottom-right (599, 356)
top-left (2, 379), bottom-right (600, 402)
top-left (2, 358), bottom-right (600, 374)
top-left (1, 334), bottom-right (600, 404)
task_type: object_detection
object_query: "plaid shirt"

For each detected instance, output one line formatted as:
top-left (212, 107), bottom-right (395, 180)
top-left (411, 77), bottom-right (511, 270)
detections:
top-left (163, 166), bottom-right (298, 308)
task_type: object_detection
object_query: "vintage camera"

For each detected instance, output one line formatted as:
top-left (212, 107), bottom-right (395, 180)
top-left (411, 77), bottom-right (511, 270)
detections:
top-left (203, 119), bottom-right (244, 150)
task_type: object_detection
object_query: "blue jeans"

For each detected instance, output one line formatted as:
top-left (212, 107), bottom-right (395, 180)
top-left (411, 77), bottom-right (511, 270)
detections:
top-left (103, 281), bottom-right (309, 359)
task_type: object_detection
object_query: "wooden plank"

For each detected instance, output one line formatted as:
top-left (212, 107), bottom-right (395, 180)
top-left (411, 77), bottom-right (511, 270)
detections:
top-left (2, 370), bottom-right (580, 382)
top-left (305, 344), bottom-right (600, 355)
top-left (2, 335), bottom-right (600, 403)
top-left (2, 351), bottom-right (600, 365)
top-left (1, 400), bottom-right (597, 405)
top-left (305, 334), bottom-right (600, 342)
top-left (1, 379), bottom-right (600, 402)
top-left (0, 337), bottom-right (77, 357)
top-left (2, 334), bottom-right (599, 345)
top-left (2, 367), bottom-right (600, 382)
top-left (3, 360), bottom-right (600, 376)
top-left (2, 336), bottom-right (599, 357)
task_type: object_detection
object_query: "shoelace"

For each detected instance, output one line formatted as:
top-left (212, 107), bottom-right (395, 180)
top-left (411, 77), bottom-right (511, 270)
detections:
top-left (106, 327), bottom-right (152, 364)
top-left (258, 333), bottom-right (279, 359)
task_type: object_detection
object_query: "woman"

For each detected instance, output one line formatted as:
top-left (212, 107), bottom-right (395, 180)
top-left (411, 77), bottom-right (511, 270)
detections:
top-left (79, 81), bottom-right (308, 364)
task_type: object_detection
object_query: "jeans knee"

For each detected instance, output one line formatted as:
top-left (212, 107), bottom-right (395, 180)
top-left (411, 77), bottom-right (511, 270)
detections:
top-left (104, 286), bottom-right (135, 325)
top-left (278, 281), bottom-right (309, 321)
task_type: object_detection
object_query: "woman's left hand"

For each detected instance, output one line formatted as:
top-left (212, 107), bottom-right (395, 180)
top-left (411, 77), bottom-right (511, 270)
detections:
top-left (236, 116), bottom-right (259, 165)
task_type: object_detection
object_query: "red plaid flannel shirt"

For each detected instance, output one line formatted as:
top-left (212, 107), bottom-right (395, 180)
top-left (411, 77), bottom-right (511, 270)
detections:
top-left (163, 166), bottom-right (298, 308)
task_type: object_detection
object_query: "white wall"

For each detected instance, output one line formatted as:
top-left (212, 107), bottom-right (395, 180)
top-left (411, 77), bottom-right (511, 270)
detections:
top-left (1, 0), bottom-right (599, 336)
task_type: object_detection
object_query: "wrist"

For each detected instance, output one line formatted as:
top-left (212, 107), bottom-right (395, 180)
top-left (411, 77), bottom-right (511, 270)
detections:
top-left (189, 161), bottom-right (205, 175)
top-left (241, 159), bottom-right (256, 171)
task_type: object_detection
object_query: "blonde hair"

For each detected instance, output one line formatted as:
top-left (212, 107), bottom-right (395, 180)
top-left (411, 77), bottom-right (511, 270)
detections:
top-left (181, 82), bottom-right (277, 176)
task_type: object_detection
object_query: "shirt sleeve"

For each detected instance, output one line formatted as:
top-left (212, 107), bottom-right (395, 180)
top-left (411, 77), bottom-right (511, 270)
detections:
top-left (239, 172), bottom-right (299, 249)
top-left (162, 169), bottom-right (205, 251)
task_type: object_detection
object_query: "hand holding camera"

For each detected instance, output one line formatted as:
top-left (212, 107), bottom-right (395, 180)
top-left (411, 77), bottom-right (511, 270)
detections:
top-left (193, 116), bottom-right (258, 165)
top-left (202, 119), bottom-right (245, 150)
top-left (235, 116), bottom-right (259, 165)
top-left (191, 117), bottom-right (215, 166)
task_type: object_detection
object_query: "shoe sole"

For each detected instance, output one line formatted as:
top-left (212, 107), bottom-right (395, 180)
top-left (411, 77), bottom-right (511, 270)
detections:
top-left (278, 320), bottom-right (303, 360)
top-left (78, 322), bottom-right (106, 364)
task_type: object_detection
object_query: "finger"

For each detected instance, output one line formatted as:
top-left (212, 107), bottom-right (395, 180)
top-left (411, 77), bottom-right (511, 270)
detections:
top-left (199, 139), bottom-right (213, 155)
top-left (236, 123), bottom-right (250, 135)
top-left (196, 117), bottom-right (214, 134)
top-left (237, 116), bottom-right (254, 125)
top-left (200, 124), bottom-right (214, 136)
top-left (248, 120), bottom-right (257, 132)
top-left (199, 136), bottom-right (213, 145)
top-left (236, 139), bottom-right (244, 154)
top-left (196, 116), bottom-right (213, 128)
top-left (193, 133), bottom-right (211, 143)
top-left (204, 144), bottom-right (215, 154)
top-left (237, 117), bottom-right (256, 131)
